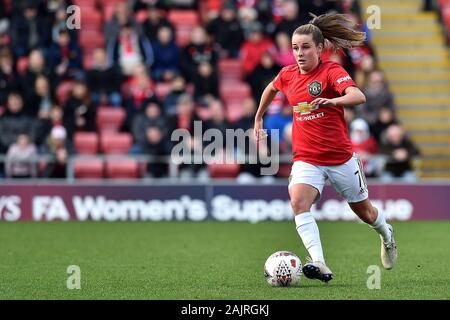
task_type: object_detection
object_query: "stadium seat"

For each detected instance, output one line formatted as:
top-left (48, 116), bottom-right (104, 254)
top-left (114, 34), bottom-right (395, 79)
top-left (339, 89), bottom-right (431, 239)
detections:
top-left (16, 57), bottom-right (28, 76)
top-left (102, 4), bottom-right (117, 22)
top-left (100, 132), bottom-right (132, 154)
top-left (80, 10), bottom-right (102, 31)
top-left (73, 0), bottom-right (99, 6)
top-left (73, 158), bottom-right (104, 179)
top-left (174, 26), bottom-right (195, 48)
top-left (218, 59), bottom-right (243, 82)
top-left (225, 102), bottom-right (244, 123)
top-left (219, 81), bottom-right (252, 105)
top-left (208, 163), bottom-right (241, 178)
top-left (73, 132), bottom-right (99, 154)
top-left (79, 30), bottom-right (105, 51)
top-left (276, 164), bottom-right (291, 178)
top-left (167, 10), bottom-right (200, 26)
top-left (96, 106), bottom-right (126, 133)
top-left (135, 10), bottom-right (149, 23)
top-left (168, 10), bottom-right (200, 47)
top-left (105, 158), bottom-right (139, 178)
top-left (56, 80), bottom-right (76, 105)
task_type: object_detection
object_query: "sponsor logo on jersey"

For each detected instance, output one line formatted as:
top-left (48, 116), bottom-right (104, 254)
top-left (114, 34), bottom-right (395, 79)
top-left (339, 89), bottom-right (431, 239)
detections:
top-left (308, 80), bottom-right (322, 97)
top-left (337, 75), bottom-right (351, 84)
top-left (292, 102), bottom-right (318, 114)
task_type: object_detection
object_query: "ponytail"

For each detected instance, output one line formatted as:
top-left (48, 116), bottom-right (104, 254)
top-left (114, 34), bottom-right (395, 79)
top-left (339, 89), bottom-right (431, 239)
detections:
top-left (293, 13), bottom-right (366, 50)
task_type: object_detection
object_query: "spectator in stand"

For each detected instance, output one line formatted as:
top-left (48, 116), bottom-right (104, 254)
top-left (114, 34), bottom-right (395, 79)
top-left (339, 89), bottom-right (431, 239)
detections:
top-left (63, 81), bottom-right (97, 139)
top-left (371, 106), bottom-right (398, 144)
top-left (264, 103), bottom-right (292, 145)
top-left (51, 6), bottom-right (77, 44)
top-left (28, 75), bottom-right (56, 118)
top-left (274, 0), bottom-right (308, 37)
top-left (0, 92), bottom-right (36, 153)
top-left (47, 28), bottom-right (83, 81)
top-left (35, 105), bottom-right (64, 147)
top-left (104, 2), bottom-right (142, 45)
top-left (123, 63), bottom-right (156, 123)
top-left (143, 125), bottom-right (171, 177)
top-left (360, 70), bottom-right (395, 125)
top-left (107, 21), bottom-right (153, 77)
top-left (168, 94), bottom-right (204, 178)
top-left (180, 26), bottom-right (218, 82)
top-left (40, 125), bottom-right (71, 178)
top-left (206, 2), bottom-right (244, 59)
top-left (9, 2), bottom-right (51, 57)
top-left (349, 118), bottom-right (378, 177)
top-left (193, 62), bottom-right (219, 104)
top-left (204, 99), bottom-right (229, 138)
top-left (164, 75), bottom-right (188, 116)
top-left (354, 53), bottom-right (376, 89)
top-left (151, 25), bottom-right (180, 82)
top-left (140, 4), bottom-right (175, 43)
top-left (21, 49), bottom-right (53, 97)
top-left (86, 48), bottom-right (122, 107)
top-left (344, 106), bottom-right (356, 130)
top-left (0, 47), bottom-right (20, 106)
top-left (240, 21), bottom-right (276, 78)
top-left (273, 32), bottom-right (296, 67)
top-left (5, 133), bottom-right (37, 178)
top-left (379, 124), bottom-right (420, 181)
top-left (131, 99), bottom-right (166, 151)
top-left (238, 6), bottom-right (259, 39)
top-left (247, 51), bottom-right (281, 101)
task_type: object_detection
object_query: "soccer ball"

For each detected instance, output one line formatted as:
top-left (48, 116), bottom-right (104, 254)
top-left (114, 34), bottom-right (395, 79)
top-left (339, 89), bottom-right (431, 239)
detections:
top-left (264, 251), bottom-right (302, 287)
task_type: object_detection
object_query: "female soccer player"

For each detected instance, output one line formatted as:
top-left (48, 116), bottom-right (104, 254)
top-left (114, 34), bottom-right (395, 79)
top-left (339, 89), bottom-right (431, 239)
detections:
top-left (254, 13), bottom-right (397, 282)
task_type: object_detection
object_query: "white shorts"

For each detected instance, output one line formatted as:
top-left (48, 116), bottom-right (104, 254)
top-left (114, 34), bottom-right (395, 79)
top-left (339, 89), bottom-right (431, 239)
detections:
top-left (288, 153), bottom-right (369, 204)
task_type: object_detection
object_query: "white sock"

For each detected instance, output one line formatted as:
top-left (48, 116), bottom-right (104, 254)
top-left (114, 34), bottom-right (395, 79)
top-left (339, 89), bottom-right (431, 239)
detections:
top-left (294, 212), bottom-right (325, 263)
top-left (369, 208), bottom-right (391, 243)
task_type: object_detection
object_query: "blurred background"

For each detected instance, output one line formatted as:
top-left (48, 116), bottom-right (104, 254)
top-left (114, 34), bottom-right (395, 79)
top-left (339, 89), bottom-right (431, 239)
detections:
top-left (0, 0), bottom-right (449, 221)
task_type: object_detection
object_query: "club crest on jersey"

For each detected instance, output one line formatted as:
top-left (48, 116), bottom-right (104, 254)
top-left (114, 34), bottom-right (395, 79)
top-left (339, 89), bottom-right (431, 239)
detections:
top-left (308, 80), bottom-right (322, 97)
top-left (293, 102), bottom-right (318, 115)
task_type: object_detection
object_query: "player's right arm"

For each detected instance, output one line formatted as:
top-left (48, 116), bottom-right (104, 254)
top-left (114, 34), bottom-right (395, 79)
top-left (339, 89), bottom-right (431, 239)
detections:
top-left (254, 81), bottom-right (278, 141)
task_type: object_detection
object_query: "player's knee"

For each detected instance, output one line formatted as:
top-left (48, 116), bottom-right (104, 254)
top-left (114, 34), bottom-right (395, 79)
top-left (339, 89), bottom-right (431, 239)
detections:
top-left (291, 197), bottom-right (313, 214)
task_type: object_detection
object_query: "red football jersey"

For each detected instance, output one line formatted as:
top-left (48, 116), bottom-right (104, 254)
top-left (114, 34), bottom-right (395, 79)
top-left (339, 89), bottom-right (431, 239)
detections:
top-left (272, 60), bottom-right (356, 166)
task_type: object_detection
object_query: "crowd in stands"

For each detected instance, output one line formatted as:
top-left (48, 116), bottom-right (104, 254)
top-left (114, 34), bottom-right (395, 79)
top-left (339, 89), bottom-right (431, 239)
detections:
top-left (0, 0), bottom-right (419, 181)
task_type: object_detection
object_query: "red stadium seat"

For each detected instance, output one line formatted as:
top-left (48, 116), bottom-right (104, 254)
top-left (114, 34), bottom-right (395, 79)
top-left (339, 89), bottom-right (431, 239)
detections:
top-left (174, 26), bottom-right (196, 48)
top-left (218, 59), bottom-right (243, 82)
top-left (16, 57), bottom-right (28, 76)
top-left (105, 158), bottom-right (139, 178)
top-left (102, 4), bottom-right (117, 22)
top-left (167, 10), bottom-right (200, 27)
top-left (73, 158), bottom-right (104, 179)
top-left (96, 106), bottom-right (126, 133)
top-left (219, 81), bottom-right (252, 105)
top-left (56, 80), bottom-right (76, 105)
top-left (226, 102), bottom-right (244, 123)
top-left (135, 10), bottom-right (149, 23)
top-left (168, 10), bottom-right (200, 48)
top-left (80, 10), bottom-right (102, 31)
top-left (276, 164), bottom-right (291, 178)
top-left (100, 132), bottom-right (132, 154)
top-left (79, 30), bottom-right (105, 51)
top-left (73, 132), bottom-right (99, 154)
top-left (208, 163), bottom-right (241, 178)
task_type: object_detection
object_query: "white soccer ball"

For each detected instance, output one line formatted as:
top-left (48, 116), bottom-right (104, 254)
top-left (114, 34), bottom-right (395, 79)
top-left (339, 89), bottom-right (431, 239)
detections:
top-left (264, 251), bottom-right (302, 287)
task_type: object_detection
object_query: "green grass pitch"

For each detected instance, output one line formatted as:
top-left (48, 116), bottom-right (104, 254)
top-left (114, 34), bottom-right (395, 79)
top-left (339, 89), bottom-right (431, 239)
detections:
top-left (0, 221), bottom-right (449, 300)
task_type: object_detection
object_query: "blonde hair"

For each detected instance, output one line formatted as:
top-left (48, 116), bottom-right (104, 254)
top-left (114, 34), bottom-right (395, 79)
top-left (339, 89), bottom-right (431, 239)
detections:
top-left (293, 13), bottom-right (366, 50)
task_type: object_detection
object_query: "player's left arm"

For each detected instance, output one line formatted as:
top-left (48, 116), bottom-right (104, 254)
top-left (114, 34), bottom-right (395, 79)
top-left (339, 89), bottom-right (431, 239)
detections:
top-left (310, 86), bottom-right (366, 107)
